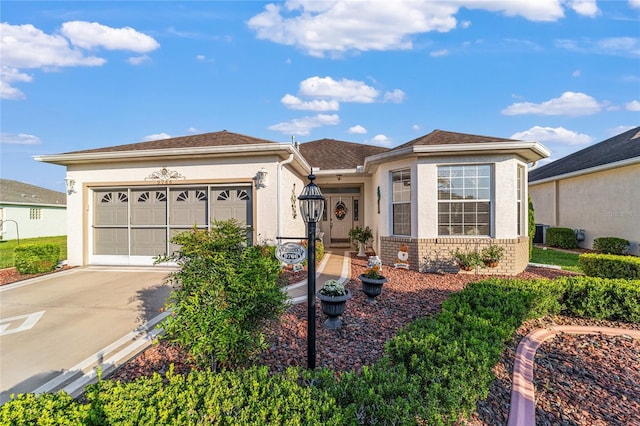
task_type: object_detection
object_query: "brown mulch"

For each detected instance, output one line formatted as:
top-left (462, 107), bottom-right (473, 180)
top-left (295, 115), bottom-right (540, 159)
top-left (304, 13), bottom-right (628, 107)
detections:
top-left (0, 266), bottom-right (74, 286)
top-left (6, 258), bottom-right (637, 424)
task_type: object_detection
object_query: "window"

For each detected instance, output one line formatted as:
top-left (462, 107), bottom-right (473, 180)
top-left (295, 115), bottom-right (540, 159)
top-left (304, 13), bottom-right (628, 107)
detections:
top-left (392, 169), bottom-right (411, 235)
top-left (438, 164), bottom-right (491, 236)
top-left (29, 208), bottom-right (42, 220)
top-left (517, 165), bottom-right (525, 236)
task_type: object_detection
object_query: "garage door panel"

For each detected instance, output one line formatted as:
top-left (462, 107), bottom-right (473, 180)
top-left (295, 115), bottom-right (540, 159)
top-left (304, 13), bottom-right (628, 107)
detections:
top-left (131, 228), bottom-right (167, 256)
top-left (170, 189), bottom-right (207, 226)
top-left (131, 190), bottom-right (167, 225)
top-left (94, 228), bottom-right (128, 255)
top-left (94, 191), bottom-right (128, 226)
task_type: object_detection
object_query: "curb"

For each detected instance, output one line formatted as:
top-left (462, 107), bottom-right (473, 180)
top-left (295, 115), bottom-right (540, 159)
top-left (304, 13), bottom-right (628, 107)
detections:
top-left (508, 326), bottom-right (640, 426)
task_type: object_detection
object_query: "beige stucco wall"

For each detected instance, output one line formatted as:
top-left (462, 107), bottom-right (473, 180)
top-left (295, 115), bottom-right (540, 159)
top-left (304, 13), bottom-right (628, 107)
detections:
top-left (65, 155), bottom-right (307, 266)
top-left (529, 163), bottom-right (640, 255)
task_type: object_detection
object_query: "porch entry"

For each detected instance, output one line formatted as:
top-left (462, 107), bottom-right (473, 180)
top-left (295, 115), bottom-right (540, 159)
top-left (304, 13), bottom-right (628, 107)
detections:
top-left (320, 186), bottom-right (362, 247)
top-left (90, 185), bottom-right (252, 265)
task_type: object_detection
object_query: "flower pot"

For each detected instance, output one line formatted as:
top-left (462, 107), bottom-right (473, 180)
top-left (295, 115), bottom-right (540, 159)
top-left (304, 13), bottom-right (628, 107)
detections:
top-left (357, 242), bottom-right (367, 257)
top-left (483, 260), bottom-right (499, 268)
top-left (459, 263), bottom-right (474, 272)
top-left (359, 274), bottom-right (387, 303)
top-left (317, 289), bottom-right (351, 329)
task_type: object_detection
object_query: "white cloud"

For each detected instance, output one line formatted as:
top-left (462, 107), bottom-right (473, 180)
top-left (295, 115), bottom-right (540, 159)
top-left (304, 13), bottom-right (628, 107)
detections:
top-left (60, 21), bottom-right (159, 53)
top-left (460, 20), bottom-right (471, 29)
top-left (0, 132), bottom-right (42, 145)
top-left (383, 89), bottom-right (405, 103)
top-left (1, 67), bottom-right (33, 100)
top-left (248, 0), bottom-right (572, 57)
top-left (367, 134), bottom-right (392, 147)
top-left (269, 114), bottom-right (339, 136)
top-left (608, 125), bottom-right (636, 136)
top-left (629, 0), bottom-right (640, 9)
top-left (196, 55), bottom-right (206, 61)
top-left (501, 92), bottom-right (601, 116)
top-left (143, 133), bottom-right (171, 141)
top-left (188, 127), bottom-right (199, 133)
top-left (299, 76), bottom-right (378, 103)
top-left (572, 69), bottom-right (581, 77)
top-left (281, 94), bottom-right (340, 111)
top-left (556, 37), bottom-right (640, 58)
top-left (510, 126), bottom-right (593, 145)
top-left (626, 100), bottom-right (640, 111)
top-left (348, 125), bottom-right (367, 134)
top-left (412, 124), bottom-right (421, 131)
top-left (127, 55), bottom-right (150, 65)
top-left (566, 0), bottom-right (599, 17)
top-left (430, 49), bottom-right (448, 57)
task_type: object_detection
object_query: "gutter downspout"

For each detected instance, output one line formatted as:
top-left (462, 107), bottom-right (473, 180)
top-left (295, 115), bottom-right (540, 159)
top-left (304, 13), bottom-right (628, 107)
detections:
top-left (277, 154), bottom-right (295, 240)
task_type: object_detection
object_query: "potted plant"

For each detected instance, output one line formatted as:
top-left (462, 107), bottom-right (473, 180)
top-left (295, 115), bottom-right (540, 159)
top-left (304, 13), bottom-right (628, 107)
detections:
top-left (348, 226), bottom-right (373, 257)
top-left (451, 248), bottom-right (481, 272)
top-left (317, 280), bottom-right (351, 329)
top-left (480, 244), bottom-right (505, 268)
top-left (358, 265), bottom-right (387, 303)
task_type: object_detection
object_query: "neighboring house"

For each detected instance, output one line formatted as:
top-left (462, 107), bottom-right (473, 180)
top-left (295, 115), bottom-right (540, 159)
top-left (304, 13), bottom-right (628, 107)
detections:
top-left (0, 179), bottom-right (67, 240)
top-left (35, 129), bottom-right (549, 274)
top-left (529, 126), bottom-right (640, 256)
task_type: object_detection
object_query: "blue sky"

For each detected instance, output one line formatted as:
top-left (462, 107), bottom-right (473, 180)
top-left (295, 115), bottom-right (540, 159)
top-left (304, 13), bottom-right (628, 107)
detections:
top-left (1, 0), bottom-right (639, 192)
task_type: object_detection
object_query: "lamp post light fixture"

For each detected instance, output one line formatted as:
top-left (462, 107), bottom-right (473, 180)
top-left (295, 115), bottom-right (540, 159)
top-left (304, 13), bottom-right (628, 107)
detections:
top-left (298, 171), bottom-right (325, 370)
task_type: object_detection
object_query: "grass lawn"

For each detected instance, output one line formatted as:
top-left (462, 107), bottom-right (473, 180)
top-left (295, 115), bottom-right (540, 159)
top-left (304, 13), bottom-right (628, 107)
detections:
top-left (0, 236), bottom-right (67, 269)
top-left (531, 246), bottom-right (582, 273)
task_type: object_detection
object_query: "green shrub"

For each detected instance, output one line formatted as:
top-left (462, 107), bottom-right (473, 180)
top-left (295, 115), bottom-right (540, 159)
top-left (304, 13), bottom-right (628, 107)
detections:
top-left (528, 195), bottom-right (535, 259)
top-left (157, 220), bottom-right (288, 371)
top-left (593, 237), bottom-right (630, 255)
top-left (545, 227), bottom-right (577, 249)
top-left (557, 276), bottom-right (640, 322)
top-left (14, 244), bottom-right (60, 274)
top-left (579, 253), bottom-right (640, 279)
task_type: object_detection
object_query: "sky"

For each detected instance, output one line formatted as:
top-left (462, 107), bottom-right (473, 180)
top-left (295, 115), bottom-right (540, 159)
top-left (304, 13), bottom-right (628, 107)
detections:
top-left (1, 0), bottom-right (639, 193)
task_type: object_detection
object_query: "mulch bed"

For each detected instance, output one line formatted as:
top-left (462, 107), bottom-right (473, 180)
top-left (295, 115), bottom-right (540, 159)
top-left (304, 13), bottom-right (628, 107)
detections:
top-left (5, 257), bottom-right (638, 424)
top-left (0, 266), bottom-right (74, 286)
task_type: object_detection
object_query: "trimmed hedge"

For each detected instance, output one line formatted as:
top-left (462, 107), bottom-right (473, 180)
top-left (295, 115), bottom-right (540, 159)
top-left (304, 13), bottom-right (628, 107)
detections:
top-left (545, 227), bottom-right (577, 249)
top-left (579, 253), bottom-right (640, 279)
top-left (14, 243), bottom-right (60, 274)
top-left (3, 276), bottom-right (639, 425)
top-left (593, 237), bottom-right (630, 255)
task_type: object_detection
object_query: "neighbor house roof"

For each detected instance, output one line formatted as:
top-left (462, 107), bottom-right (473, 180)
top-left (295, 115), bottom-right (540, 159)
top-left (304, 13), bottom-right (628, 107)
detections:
top-left (0, 179), bottom-right (66, 206)
top-left (529, 126), bottom-right (640, 183)
top-left (299, 138), bottom-right (389, 170)
top-left (61, 130), bottom-right (278, 154)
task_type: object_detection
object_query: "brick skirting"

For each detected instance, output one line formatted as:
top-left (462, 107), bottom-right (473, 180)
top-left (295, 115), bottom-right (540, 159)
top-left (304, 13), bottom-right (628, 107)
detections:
top-left (379, 236), bottom-right (530, 275)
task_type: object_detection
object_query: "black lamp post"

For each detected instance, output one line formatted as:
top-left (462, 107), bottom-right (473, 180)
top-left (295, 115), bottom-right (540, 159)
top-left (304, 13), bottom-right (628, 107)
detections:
top-left (298, 172), bottom-right (325, 369)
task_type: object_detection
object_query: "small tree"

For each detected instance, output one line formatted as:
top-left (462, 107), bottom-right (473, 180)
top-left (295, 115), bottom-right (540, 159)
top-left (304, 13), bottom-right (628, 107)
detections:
top-left (528, 195), bottom-right (535, 260)
top-left (158, 220), bottom-right (288, 371)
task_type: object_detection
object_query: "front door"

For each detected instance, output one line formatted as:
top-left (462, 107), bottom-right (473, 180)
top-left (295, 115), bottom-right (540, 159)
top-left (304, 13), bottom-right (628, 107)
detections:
top-left (329, 196), bottom-right (352, 244)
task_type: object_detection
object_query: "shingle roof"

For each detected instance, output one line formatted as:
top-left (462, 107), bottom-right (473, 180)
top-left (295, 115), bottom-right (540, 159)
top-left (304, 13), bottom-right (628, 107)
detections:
top-left (391, 129), bottom-right (517, 151)
top-left (62, 130), bottom-right (279, 154)
top-left (299, 138), bottom-right (390, 170)
top-left (529, 126), bottom-right (640, 182)
top-left (0, 179), bottom-right (66, 206)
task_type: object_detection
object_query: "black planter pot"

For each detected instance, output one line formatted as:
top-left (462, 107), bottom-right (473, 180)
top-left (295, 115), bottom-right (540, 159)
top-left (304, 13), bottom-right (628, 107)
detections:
top-left (359, 274), bottom-right (387, 303)
top-left (317, 289), bottom-right (351, 329)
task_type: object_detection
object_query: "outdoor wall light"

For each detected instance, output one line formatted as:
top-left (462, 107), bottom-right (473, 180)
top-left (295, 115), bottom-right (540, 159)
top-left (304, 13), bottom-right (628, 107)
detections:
top-left (64, 177), bottom-right (76, 195)
top-left (298, 171), bottom-right (325, 369)
top-left (256, 168), bottom-right (268, 188)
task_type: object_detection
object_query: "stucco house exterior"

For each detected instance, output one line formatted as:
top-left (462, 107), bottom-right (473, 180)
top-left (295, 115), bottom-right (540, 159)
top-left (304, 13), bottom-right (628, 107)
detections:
top-left (0, 179), bottom-right (67, 240)
top-left (529, 126), bottom-right (640, 256)
top-left (35, 129), bottom-right (549, 274)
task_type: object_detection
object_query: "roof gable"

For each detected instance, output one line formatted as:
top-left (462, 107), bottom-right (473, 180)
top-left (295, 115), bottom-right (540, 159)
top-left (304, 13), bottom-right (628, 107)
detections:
top-left (392, 129), bottom-right (517, 151)
top-left (299, 138), bottom-right (389, 170)
top-left (0, 179), bottom-right (66, 206)
top-left (529, 126), bottom-right (640, 182)
top-left (63, 130), bottom-right (279, 155)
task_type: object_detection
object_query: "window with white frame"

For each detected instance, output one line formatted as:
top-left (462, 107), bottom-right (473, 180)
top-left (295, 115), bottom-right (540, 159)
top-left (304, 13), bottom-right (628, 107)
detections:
top-left (30, 208), bottom-right (42, 220)
top-left (392, 169), bottom-right (411, 235)
top-left (437, 164), bottom-right (491, 236)
top-left (517, 165), bottom-right (526, 236)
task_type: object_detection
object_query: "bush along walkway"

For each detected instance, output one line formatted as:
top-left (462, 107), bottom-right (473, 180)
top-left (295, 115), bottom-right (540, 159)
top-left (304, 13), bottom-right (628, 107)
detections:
top-left (508, 325), bottom-right (640, 426)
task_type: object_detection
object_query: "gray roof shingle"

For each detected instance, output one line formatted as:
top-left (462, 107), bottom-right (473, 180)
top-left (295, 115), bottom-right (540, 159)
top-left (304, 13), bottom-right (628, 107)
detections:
top-left (0, 179), bottom-right (66, 206)
top-left (299, 138), bottom-right (389, 169)
top-left (529, 126), bottom-right (640, 182)
top-left (391, 129), bottom-right (517, 150)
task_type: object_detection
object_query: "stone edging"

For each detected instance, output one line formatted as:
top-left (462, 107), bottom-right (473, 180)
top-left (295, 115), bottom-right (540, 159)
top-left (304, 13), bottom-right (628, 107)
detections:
top-left (508, 325), bottom-right (640, 426)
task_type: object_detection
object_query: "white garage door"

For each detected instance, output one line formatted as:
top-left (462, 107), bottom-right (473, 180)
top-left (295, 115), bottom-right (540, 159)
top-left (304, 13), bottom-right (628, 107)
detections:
top-left (91, 185), bottom-right (252, 265)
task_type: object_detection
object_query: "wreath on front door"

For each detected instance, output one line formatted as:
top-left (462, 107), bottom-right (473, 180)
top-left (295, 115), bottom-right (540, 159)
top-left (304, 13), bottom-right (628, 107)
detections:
top-left (334, 201), bottom-right (348, 220)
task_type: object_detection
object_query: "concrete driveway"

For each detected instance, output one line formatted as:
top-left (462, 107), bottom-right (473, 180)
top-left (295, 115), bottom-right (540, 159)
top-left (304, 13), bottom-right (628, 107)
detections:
top-left (0, 266), bottom-right (175, 404)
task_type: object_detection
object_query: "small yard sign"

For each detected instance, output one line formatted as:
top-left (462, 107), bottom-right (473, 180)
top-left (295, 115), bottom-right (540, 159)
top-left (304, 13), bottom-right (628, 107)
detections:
top-left (275, 242), bottom-right (307, 265)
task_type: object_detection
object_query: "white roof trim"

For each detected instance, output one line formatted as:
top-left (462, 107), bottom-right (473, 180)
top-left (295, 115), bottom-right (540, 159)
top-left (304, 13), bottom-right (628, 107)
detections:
top-left (529, 155), bottom-right (640, 186)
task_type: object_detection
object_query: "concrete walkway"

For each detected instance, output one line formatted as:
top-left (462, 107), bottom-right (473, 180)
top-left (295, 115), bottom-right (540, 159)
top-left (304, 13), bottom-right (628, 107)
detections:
top-left (508, 325), bottom-right (640, 426)
top-left (282, 251), bottom-right (352, 304)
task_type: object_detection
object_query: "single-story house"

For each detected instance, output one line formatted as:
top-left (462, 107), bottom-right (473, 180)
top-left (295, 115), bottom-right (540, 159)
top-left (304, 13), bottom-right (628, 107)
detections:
top-left (529, 126), bottom-right (640, 256)
top-left (35, 129), bottom-right (549, 274)
top-left (0, 179), bottom-right (67, 241)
